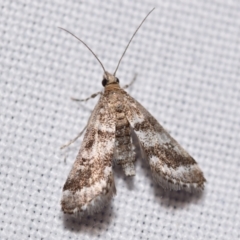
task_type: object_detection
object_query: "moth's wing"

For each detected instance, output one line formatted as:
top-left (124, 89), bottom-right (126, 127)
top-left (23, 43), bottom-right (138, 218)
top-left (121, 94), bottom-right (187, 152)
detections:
top-left (123, 91), bottom-right (206, 192)
top-left (61, 95), bottom-right (116, 216)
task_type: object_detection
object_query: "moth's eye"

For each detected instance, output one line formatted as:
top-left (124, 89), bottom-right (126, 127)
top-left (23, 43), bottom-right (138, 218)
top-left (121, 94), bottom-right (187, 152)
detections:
top-left (102, 79), bottom-right (108, 87)
top-left (116, 78), bottom-right (120, 83)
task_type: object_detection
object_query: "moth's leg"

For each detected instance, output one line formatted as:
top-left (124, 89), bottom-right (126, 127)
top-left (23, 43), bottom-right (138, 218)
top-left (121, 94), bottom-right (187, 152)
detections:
top-left (61, 92), bottom-right (101, 149)
top-left (60, 125), bottom-right (87, 149)
top-left (122, 74), bottom-right (137, 89)
top-left (71, 91), bottom-right (102, 102)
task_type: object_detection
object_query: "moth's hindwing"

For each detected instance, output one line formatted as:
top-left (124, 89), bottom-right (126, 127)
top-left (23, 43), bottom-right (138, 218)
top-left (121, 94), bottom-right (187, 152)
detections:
top-left (61, 95), bottom-right (116, 216)
top-left (123, 91), bottom-right (206, 192)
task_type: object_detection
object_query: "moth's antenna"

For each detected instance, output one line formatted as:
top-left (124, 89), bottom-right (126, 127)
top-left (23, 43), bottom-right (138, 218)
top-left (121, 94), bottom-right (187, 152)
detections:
top-left (58, 27), bottom-right (106, 73)
top-left (113, 8), bottom-right (155, 76)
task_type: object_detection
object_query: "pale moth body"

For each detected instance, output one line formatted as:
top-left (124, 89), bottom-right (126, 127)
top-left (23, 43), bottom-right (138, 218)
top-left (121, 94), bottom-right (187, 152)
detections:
top-left (60, 9), bottom-right (206, 217)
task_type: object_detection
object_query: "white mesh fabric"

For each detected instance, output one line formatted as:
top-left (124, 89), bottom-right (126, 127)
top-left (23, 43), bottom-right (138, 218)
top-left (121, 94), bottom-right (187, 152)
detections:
top-left (1, 1), bottom-right (240, 239)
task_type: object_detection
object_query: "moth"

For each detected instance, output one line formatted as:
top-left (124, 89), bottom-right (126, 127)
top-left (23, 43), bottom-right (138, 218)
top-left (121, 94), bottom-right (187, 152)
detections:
top-left (59, 8), bottom-right (206, 216)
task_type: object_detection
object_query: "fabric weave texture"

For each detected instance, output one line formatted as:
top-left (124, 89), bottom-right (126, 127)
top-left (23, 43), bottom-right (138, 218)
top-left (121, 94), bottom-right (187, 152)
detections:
top-left (1, 0), bottom-right (240, 239)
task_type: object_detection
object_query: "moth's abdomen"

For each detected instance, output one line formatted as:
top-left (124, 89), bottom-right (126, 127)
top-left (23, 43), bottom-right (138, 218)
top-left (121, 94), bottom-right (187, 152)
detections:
top-left (114, 101), bottom-right (136, 176)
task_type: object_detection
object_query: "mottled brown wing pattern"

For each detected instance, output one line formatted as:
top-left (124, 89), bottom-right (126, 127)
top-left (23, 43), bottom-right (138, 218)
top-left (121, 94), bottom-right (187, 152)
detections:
top-left (61, 95), bottom-right (116, 216)
top-left (123, 91), bottom-right (206, 192)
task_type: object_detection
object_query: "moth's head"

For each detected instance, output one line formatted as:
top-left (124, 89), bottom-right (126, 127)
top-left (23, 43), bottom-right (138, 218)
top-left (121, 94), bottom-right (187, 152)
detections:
top-left (102, 71), bottom-right (120, 87)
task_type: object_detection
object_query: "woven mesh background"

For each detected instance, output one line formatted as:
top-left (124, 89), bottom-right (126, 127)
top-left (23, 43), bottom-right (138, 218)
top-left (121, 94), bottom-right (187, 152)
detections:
top-left (1, 0), bottom-right (240, 239)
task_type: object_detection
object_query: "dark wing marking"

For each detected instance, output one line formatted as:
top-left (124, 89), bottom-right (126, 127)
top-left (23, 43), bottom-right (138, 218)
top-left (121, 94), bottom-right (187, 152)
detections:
top-left (61, 95), bottom-right (116, 215)
top-left (123, 91), bottom-right (206, 191)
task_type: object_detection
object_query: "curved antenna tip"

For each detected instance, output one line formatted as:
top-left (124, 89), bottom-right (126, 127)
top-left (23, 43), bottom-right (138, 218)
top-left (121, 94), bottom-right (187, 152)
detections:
top-left (113, 8), bottom-right (155, 76)
top-left (58, 27), bottom-right (106, 73)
